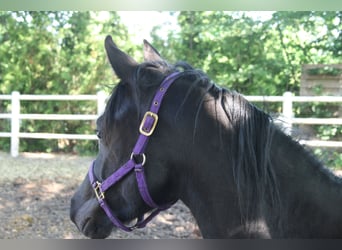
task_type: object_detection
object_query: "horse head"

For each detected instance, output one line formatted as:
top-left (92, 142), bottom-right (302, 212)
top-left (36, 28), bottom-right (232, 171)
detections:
top-left (70, 36), bottom-right (190, 238)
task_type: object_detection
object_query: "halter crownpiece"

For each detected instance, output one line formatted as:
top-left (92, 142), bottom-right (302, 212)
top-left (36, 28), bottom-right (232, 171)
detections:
top-left (88, 71), bottom-right (182, 232)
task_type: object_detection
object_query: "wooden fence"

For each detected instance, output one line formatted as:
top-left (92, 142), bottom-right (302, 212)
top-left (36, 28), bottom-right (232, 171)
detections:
top-left (0, 91), bottom-right (342, 157)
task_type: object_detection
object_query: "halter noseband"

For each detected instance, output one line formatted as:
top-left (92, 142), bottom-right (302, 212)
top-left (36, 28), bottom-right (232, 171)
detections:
top-left (88, 72), bottom-right (181, 232)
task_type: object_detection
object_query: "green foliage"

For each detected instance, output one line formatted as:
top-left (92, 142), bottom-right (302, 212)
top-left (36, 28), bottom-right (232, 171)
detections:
top-left (0, 11), bottom-right (136, 154)
top-left (314, 149), bottom-right (342, 170)
top-left (307, 66), bottom-right (342, 76)
top-left (151, 11), bottom-right (341, 96)
top-left (152, 12), bottom-right (277, 95)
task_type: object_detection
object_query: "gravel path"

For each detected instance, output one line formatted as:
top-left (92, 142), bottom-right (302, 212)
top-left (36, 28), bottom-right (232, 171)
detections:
top-left (0, 151), bottom-right (200, 239)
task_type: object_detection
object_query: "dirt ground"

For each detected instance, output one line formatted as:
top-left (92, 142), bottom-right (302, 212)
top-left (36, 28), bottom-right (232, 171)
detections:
top-left (0, 151), bottom-right (200, 239)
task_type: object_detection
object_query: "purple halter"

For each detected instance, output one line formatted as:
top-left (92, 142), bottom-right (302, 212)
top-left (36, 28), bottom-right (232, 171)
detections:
top-left (88, 72), bottom-right (181, 232)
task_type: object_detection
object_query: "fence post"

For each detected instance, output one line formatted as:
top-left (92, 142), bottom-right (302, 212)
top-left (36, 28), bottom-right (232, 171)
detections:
top-left (97, 91), bottom-right (106, 116)
top-left (282, 91), bottom-right (293, 135)
top-left (11, 91), bottom-right (20, 157)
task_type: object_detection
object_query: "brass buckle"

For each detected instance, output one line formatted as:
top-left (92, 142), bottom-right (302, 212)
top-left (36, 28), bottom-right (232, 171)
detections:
top-left (139, 111), bottom-right (158, 136)
top-left (94, 181), bottom-right (105, 200)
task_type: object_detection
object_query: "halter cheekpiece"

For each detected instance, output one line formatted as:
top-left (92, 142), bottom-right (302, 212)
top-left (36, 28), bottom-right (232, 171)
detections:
top-left (88, 72), bottom-right (181, 232)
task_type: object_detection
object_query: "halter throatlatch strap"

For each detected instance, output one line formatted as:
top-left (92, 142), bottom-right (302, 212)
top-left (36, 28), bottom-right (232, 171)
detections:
top-left (89, 72), bottom-right (181, 232)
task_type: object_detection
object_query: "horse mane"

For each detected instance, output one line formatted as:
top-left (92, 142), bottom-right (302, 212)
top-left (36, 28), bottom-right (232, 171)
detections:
top-left (218, 89), bottom-right (282, 227)
top-left (174, 62), bottom-right (281, 225)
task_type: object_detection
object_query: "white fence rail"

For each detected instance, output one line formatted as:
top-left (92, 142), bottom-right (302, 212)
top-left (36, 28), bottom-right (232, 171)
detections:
top-left (0, 91), bottom-right (106, 157)
top-left (0, 91), bottom-right (342, 157)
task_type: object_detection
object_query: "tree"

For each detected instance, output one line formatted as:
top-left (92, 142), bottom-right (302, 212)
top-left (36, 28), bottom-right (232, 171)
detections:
top-left (151, 11), bottom-right (341, 95)
top-left (151, 12), bottom-right (289, 95)
top-left (265, 11), bottom-right (341, 92)
top-left (0, 11), bottom-right (134, 153)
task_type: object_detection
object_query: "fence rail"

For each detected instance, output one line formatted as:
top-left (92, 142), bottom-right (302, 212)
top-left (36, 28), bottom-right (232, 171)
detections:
top-left (1, 91), bottom-right (341, 157)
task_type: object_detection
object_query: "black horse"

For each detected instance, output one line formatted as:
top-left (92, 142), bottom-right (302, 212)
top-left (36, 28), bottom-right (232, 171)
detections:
top-left (70, 35), bottom-right (342, 239)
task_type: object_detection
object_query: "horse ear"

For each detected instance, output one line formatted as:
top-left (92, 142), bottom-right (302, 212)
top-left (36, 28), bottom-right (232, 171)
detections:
top-left (104, 35), bottom-right (138, 81)
top-left (143, 39), bottom-right (163, 62)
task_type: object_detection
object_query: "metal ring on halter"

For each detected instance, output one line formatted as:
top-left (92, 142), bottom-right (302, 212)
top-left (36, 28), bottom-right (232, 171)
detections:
top-left (130, 153), bottom-right (146, 166)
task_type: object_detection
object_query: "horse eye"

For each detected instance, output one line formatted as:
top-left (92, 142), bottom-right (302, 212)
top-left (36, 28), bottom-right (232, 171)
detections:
top-left (95, 130), bottom-right (102, 139)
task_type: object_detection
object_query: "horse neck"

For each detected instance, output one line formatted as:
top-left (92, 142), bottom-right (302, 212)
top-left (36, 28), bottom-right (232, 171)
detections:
top-left (178, 145), bottom-right (273, 238)
top-left (270, 128), bottom-right (342, 238)
top-left (179, 156), bottom-right (244, 238)
top-left (175, 100), bottom-right (273, 238)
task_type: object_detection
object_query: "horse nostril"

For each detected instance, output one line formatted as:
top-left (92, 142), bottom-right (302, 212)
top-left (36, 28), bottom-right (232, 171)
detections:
top-left (81, 217), bottom-right (91, 232)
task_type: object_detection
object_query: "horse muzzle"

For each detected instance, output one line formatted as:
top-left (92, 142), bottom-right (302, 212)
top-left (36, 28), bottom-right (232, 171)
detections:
top-left (70, 187), bottom-right (114, 238)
